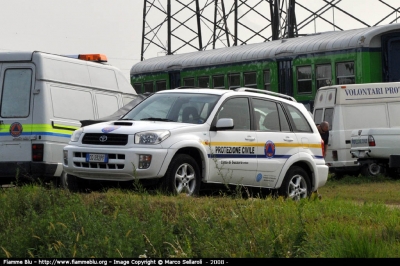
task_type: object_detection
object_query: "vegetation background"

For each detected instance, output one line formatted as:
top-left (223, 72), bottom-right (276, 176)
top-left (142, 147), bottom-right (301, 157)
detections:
top-left (1, 174), bottom-right (399, 258)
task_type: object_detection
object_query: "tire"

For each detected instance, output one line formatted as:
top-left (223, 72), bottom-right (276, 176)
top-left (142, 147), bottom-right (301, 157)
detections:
top-left (360, 163), bottom-right (382, 177)
top-left (60, 171), bottom-right (83, 192)
top-left (162, 154), bottom-right (201, 196)
top-left (278, 166), bottom-right (311, 200)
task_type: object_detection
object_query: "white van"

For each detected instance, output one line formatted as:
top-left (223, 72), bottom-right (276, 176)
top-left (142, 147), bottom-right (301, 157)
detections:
top-left (0, 51), bottom-right (137, 184)
top-left (313, 82), bottom-right (400, 177)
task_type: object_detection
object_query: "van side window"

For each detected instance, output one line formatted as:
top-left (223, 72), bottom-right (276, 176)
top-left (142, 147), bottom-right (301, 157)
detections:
top-left (286, 105), bottom-right (313, 133)
top-left (314, 108), bottom-right (323, 124)
top-left (324, 108), bottom-right (334, 130)
top-left (1, 69), bottom-right (32, 118)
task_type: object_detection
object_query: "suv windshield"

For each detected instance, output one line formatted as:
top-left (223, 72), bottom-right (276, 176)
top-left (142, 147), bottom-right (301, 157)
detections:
top-left (122, 92), bottom-right (220, 124)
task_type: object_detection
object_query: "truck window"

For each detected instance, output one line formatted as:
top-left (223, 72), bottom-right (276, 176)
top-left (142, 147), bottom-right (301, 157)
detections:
top-left (1, 69), bottom-right (32, 118)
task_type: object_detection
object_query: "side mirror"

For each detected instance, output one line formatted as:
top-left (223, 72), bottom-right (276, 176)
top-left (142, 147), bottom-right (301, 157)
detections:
top-left (215, 118), bottom-right (234, 130)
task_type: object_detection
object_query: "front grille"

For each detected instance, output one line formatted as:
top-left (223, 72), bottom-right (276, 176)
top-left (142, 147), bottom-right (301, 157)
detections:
top-left (82, 133), bottom-right (128, 145)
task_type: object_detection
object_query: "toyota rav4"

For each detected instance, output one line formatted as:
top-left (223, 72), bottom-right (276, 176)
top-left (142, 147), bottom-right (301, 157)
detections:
top-left (62, 88), bottom-right (328, 200)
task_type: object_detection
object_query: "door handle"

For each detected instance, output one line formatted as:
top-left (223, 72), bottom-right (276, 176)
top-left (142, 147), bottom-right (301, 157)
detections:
top-left (284, 137), bottom-right (294, 142)
top-left (245, 136), bottom-right (256, 141)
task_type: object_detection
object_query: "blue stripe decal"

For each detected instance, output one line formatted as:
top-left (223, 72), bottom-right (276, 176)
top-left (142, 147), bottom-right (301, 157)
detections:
top-left (208, 154), bottom-right (324, 159)
top-left (208, 154), bottom-right (292, 159)
top-left (0, 132), bottom-right (71, 138)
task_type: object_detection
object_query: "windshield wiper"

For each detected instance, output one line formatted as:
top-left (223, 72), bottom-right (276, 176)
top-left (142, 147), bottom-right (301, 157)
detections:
top-left (140, 117), bottom-right (174, 122)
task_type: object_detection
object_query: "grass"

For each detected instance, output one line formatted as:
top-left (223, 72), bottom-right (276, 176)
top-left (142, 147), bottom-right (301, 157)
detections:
top-left (0, 173), bottom-right (400, 258)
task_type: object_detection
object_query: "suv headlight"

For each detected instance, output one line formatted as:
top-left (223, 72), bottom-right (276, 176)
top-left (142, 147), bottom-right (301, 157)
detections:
top-left (71, 128), bottom-right (84, 142)
top-left (134, 130), bottom-right (170, 144)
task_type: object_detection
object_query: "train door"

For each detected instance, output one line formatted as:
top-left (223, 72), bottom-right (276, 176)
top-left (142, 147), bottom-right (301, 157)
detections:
top-left (382, 33), bottom-right (400, 82)
top-left (169, 71), bottom-right (181, 89)
top-left (277, 60), bottom-right (293, 96)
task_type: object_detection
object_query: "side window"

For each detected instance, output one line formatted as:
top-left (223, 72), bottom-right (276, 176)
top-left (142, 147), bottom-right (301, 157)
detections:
top-left (314, 108), bottom-right (323, 124)
top-left (217, 97), bottom-right (250, 130)
top-left (156, 81), bottom-right (166, 91)
top-left (213, 75), bottom-right (225, 89)
top-left (143, 82), bottom-right (153, 93)
top-left (277, 104), bottom-right (290, 131)
top-left (198, 76), bottom-right (209, 88)
top-left (133, 83), bottom-right (142, 93)
top-left (244, 72), bottom-right (257, 88)
top-left (252, 98), bottom-right (289, 131)
top-left (324, 108), bottom-right (334, 130)
top-left (316, 64), bottom-right (332, 89)
top-left (337, 62), bottom-right (355, 84)
top-left (297, 66), bottom-right (312, 94)
top-left (1, 69), bottom-right (32, 118)
top-left (264, 70), bottom-right (271, 90)
top-left (286, 105), bottom-right (313, 133)
top-left (228, 73), bottom-right (240, 90)
top-left (183, 78), bottom-right (195, 87)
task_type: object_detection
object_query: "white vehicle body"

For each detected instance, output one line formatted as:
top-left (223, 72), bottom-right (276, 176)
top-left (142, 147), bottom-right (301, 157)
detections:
top-left (0, 51), bottom-right (137, 182)
top-left (313, 82), bottom-right (400, 176)
top-left (350, 126), bottom-right (400, 177)
top-left (63, 88), bottom-right (328, 199)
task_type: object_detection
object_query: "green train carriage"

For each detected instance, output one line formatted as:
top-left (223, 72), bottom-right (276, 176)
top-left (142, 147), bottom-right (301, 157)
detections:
top-left (130, 23), bottom-right (400, 110)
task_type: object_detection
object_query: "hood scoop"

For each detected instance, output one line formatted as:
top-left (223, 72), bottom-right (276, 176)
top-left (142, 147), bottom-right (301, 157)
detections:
top-left (114, 121), bottom-right (134, 126)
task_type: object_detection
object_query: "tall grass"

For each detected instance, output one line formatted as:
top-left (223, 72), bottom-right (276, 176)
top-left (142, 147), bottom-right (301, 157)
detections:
top-left (1, 177), bottom-right (399, 258)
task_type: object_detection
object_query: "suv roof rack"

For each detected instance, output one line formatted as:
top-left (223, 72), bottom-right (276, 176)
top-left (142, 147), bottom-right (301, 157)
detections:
top-left (173, 86), bottom-right (208, 89)
top-left (234, 87), bottom-right (296, 102)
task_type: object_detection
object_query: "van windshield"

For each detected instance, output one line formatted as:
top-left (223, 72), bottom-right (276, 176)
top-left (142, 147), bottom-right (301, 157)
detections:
top-left (121, 92), bottom-right (220, 124)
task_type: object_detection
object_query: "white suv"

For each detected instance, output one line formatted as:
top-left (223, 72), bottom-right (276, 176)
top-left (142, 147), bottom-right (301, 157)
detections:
top-left (62, 88), bottom-right (328, 199)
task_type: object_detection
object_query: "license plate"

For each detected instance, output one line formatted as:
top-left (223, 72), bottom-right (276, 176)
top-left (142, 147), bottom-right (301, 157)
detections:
top-left (86, 153), bottom-right (108, 163)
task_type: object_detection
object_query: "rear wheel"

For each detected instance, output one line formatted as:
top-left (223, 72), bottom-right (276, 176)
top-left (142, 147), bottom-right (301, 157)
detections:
top-left (361, 163), bottom-right (382, 177)
top-left (278, 166), bottom-right (311, 200)
top-left (162, 154), bottom-right (201, 196)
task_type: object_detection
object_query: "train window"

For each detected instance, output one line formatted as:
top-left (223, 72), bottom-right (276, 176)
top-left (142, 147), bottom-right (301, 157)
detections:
top-left (213, 75), bottom-right (225, 89)
top-left (144, 82), bottom-right (154, 93)
top-left (133, 83), bottom-right (142, 93)
top-left (336, 62), bottom-right (355, 84)
top-left (228, 73), bottom-right (240, 89)
top-left (156, 81), bottom-right (166, 91)
top-left (316, 64), bottom-right (332, 89)
top-left (183, 78), bottom-right (195, 87)
top-left (297, 66), bottom-right (312, 94)
top-left (198, 76), bottom-right (209, 88)
top-left (264, 70), bottom-right (271, 90)
top-left (244, 72), bottom-right (257, 88)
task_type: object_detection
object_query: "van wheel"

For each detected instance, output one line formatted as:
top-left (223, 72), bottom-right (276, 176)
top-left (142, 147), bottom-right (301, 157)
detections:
top-left (361, 163), bottom-right (381, 177)
top-left (162, 154), bottom-right (201, 196)
top-left (278, 166), bottom-right (311, 200)
top-left (60, 171), bottom-right (82, 192)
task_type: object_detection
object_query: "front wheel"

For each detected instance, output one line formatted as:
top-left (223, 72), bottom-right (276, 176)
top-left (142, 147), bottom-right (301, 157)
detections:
top-left (60, 171), bottom-right (84, 192)
top-left (162, 154), bottom-right (201, 196)
top-left (278, 166), bottom-right (311, 200)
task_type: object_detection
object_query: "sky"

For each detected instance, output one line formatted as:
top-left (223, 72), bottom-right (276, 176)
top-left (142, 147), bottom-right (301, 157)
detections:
top-left (0, 0), bottom-right (399, 81)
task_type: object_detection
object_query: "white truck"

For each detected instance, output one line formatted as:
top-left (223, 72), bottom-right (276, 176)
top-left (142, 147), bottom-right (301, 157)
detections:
top-left (350, 127), bottom-right (400, 177)
top-left (313, 82), bottom-right (400, 178)
top-left (0, 51), bottom-right (138, 185)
